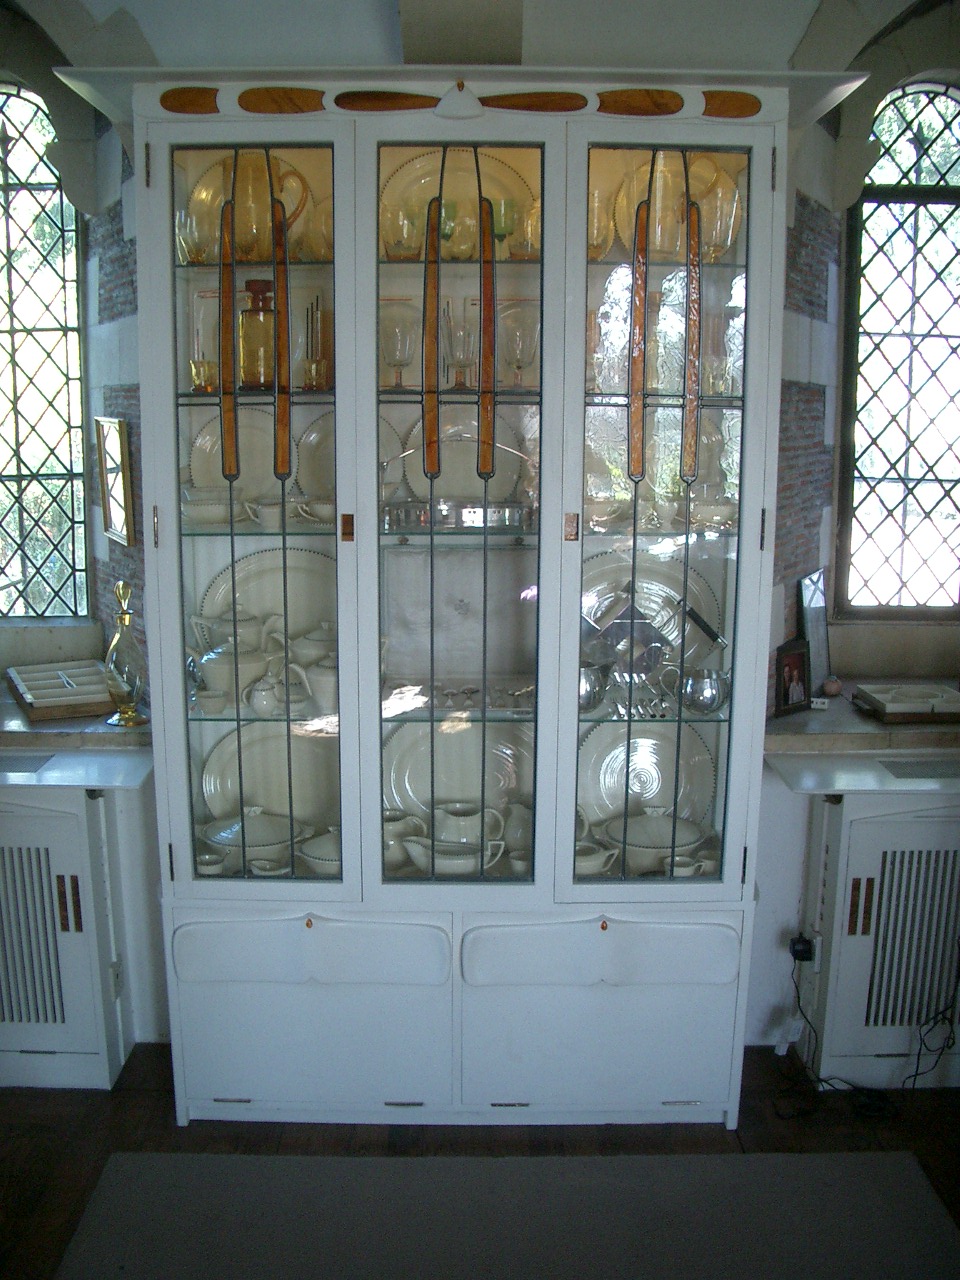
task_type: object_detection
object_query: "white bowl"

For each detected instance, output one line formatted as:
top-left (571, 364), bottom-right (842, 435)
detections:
top-left (298, 851), bottom-right (341, 878)
top-left (200, 811), bottom-right (310, 861)
top-left (604, 814), bottom-right (703, 851)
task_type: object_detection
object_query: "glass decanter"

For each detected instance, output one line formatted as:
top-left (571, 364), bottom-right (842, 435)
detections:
top-left (104, 580), bottom-right (149, 726)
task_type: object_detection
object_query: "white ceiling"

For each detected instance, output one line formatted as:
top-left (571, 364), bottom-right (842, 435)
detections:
top-left (6, 0), bottom-right (927, 72)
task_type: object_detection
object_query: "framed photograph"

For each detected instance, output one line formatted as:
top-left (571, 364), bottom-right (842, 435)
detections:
top-left (95, 416), bottom-right (136, 546)
top-left (797, 569), bottom-right (831, 698)
top-left (775, 638), bottom-right (811, 716)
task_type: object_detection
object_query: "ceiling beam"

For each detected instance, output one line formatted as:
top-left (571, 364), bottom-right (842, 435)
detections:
top-left (398, 0), bottom-right (523, 64)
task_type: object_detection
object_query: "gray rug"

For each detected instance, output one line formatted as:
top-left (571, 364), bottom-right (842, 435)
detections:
top-left (56, 1151), bottom-right (960, 1279)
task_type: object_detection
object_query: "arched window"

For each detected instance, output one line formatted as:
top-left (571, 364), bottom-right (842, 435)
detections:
top-left (837, 83), bottom-right (960, 616)
top-left (0, 82), bottom-right (85, 616)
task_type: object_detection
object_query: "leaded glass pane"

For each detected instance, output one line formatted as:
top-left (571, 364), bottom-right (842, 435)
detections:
top-left (843, 85), bottom-right (960, 612)
top-left (0, 83), bottom-right (85, 617)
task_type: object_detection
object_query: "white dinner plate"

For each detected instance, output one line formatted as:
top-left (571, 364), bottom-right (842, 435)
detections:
top-left (403, 406), bottom-right (523, 503)
top-left (576, 721), bottom-right (715, 826)
top-left (202, 721), bottom-right (340, 828)
top-left (201, 548), bottom-right (336, 642)
top-left (382, 721), bottom-right (535, 819)
top-left (297, 411), bottom-right (404, 502)
top-left (580, 550), bottom-right (721, 666)
top-left (190, 408), bottom-right (299, 500)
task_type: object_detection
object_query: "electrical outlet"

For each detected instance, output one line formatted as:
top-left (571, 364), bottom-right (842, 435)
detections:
top-left (812, 931), bottom-right (823, 973)
top-left (810, 697), bottom-right (829, 710)
top-left (109, 959), bottom-right (124, 1001)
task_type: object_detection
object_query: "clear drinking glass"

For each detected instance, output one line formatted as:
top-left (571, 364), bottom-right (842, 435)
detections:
top-left (380, 299), bottom-right (420, 388)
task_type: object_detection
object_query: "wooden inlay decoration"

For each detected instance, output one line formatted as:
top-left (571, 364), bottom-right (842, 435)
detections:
top-left (238, 87), bottom-right (324, 115)
top-left (479, 92), bottom-right (588, 113)
top-left (334, 90), bottom-right (440, 113)
top-left (703, 90), bottom-right (761, 118)
top-left (159, 87), bottom-right (219, 115)
top-left (597, 89), bottom-right (683, 117)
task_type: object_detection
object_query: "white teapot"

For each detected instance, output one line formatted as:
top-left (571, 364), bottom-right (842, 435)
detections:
top-left (189, 640), bottom-right (270, 700)
top-left (287, 659), bottom-right (338, 715)
top-left (241, 671), bottom-right (285, 717)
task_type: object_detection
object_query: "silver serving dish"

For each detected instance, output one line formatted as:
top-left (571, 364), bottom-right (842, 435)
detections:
top-left (382, 500), bottom-right (535, 532)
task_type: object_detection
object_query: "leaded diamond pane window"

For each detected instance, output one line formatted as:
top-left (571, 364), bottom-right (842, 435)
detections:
top-left (839, 84), bottom-right (960, 615)
top-left (0, 83), bottom-right (86, 617)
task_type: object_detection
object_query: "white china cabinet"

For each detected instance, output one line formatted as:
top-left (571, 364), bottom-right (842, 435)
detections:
top-left (110, 69), bottom-right (809, 1126)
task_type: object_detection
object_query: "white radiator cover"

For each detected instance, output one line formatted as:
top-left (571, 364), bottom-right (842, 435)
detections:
top-left (800, 793), bottom-right (960, 1090)
top-left (0, 788), bottom-right (124, 1087)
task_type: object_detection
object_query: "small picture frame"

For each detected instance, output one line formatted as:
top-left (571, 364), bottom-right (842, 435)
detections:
top-left (775, 638), bottom-right (811, 716)
top-left (95, 416), bottom-right (136, 546)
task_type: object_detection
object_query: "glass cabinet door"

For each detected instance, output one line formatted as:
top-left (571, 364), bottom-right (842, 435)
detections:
top-left (172, 144), bottom-right (343, 881)
top-left (376, 143), bottom-right (543, 882)
top-left (575, 146), bottom-right (748, 884)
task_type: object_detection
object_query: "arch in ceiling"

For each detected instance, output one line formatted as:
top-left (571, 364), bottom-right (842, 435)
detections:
top-left (826, 0), bottom-right (960, 207)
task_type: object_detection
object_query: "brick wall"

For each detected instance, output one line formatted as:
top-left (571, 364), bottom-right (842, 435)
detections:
top-left (84, 172), bottom-right (149, 696)
top-left (768, 190), bottom-right (841, 708)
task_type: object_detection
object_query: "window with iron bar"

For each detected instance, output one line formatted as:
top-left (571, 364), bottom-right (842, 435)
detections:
top-left (837, 82), bottom-right (960, 617)
top-left (0, 82), bottom-right (86, 618)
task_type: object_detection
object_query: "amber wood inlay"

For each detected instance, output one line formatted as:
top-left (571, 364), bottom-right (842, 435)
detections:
top-left (219, 204), bottom-right (239, 482)
top-left (479, 92), bottom-right (588, 114)
top-left (422, 198), bottom-right (441, 480)
top-left (271, 200), bottom-right (292, 481)
top-left (597, 88), bottom-right (684, 117)
top-left (680, 201), bottom-right (702, 483)
top-left (159, 86), bottom-right (219, 115)
top-left (703, 90), bottom-right (761, 118)
top-left (628, 202), bottom-right (649, 482)
top-left (848, 877), bottom-right (862, 936)
top-left (238, 87), bottom-right (325, 115)
top-left (478, 198), bottom-right (497, 480)
top-left (70, 876), bottom-right (83, 933)
top-left (56, 875), bottom-right (69, 931)
top-left (334, 90), bottom-right (439, 113)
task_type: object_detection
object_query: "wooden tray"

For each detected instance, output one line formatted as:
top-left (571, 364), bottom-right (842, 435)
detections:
top-left (6, 660), bottom-right (115, 721)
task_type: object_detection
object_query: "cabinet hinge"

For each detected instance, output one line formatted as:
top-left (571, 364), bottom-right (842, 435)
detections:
top-left (144, 141), bottom-right (151, 188)
top-left (759, 506), bottom-right (766, 551)
top-left (742, 845), bottom-right (748, 883)
top-left (153, 505), bottom-right (159, 548)
top-left (168, 843), bottom-right (175, 880)
top-left (771, 146), bottom-right (777, 191)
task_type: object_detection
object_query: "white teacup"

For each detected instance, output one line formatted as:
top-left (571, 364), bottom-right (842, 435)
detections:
top-left (662, 854), bottom-right (711, 877)
top-left (432, 802), bottom-right (504, 845)
top-left (244, 495), bottom-right (321, 531)
top-left (194, 688), bottom-right (227, 715)
top-left (575, 843), bottom-right (618, 876)
top-left (508, 848), bottom-right (532, 878)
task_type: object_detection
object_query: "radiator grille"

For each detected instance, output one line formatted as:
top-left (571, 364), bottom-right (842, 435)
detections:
top-left (0, 843), bottom-right (65, 1025)
top-left (865, 846), bottom-right (960, 1029)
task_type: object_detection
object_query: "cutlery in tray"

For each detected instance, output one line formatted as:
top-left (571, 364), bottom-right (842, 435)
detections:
top-left (6, 659), bottom-right (115, 721)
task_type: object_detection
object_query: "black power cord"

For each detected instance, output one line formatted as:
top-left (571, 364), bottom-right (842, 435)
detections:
top-left (902, 936), bottom-right (960, 1090)
top-left (773, 960), bottom-right (900, 1122)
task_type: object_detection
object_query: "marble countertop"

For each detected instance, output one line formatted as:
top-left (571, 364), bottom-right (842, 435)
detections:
top-left (0, 683), bottom-right (152, 751)
top-left (764, 679), bottom-right (960, 755)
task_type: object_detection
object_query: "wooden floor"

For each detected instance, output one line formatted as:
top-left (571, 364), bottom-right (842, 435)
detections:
top-left (1, 1044), bottom-right (958, 1280)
